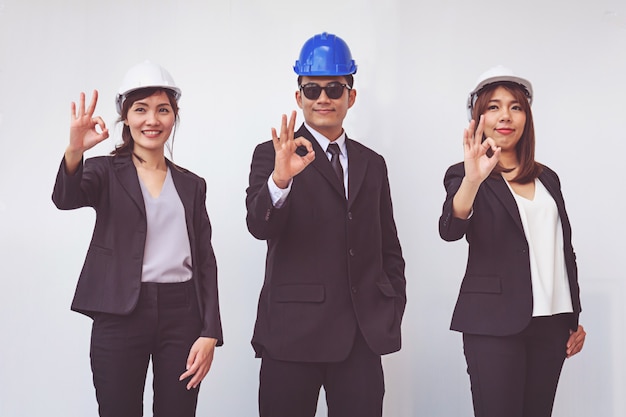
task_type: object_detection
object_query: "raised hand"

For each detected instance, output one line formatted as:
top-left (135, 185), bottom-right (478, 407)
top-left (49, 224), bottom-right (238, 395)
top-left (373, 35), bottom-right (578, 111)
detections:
top-left (271, 111), bottom-right (315, 189)
top-left (64, 90), bottom-right (109, 174)
top-left (451, 115), bottom-right (502, 219)
top-left (69, 90), bottom-right (109, 152)
top-left (462, 115), bottom-right (500, 185)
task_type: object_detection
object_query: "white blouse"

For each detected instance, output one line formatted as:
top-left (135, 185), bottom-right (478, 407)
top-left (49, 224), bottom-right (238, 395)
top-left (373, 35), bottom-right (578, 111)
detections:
top-left (506, 178), bottom-right (573, 317)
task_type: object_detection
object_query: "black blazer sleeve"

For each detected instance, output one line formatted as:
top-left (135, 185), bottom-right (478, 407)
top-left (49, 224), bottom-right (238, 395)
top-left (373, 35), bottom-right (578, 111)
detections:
top-left (188, 174), bottom-right (223, 344)
top-left (245, 141), bottom-right (294, 240)
top-left (52, 156), bottom-right (105, 210)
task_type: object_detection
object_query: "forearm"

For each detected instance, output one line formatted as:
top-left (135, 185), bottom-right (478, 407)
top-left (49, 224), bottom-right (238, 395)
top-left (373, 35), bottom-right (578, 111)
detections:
top-left (245, 183), bottom-right (290, 240)
top-left (63, 147), bottom-right (84, 175)
top-left (246, 144), bottom-right (291, 239)
top-left (452, 176), bottom-right (481, 219)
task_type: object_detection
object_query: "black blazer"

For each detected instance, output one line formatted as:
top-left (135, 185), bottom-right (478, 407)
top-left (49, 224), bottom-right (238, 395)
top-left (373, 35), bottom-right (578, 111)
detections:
top-left (439, 162), bottom-right (581, 336)
top-left (52, 154), bottom-right (223, 344)
top-left (246, 125), bottom-right (406, 362)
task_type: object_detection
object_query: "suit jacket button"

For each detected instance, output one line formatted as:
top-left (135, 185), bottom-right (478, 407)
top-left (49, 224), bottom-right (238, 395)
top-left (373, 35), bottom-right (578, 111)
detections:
top-left (349, 249), bottom-right (355, 256)
top-left (351, 286), bottom-right (358, 294)
top-left (347, 212), bottom-right (353, 220)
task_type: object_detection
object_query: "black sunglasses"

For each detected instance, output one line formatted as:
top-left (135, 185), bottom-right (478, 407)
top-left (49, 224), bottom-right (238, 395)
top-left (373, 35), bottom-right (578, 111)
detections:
top-left (299, 82), bottom-right (352, 100)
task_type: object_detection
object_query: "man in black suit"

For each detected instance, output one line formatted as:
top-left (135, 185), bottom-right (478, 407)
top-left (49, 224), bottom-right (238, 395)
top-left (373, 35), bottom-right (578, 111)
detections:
top-left (245, 32), bottom-right (406, 417)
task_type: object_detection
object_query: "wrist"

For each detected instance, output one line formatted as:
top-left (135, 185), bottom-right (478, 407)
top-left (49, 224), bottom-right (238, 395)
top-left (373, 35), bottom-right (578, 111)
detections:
top-left (63, 147), bottom-right (84, 175)
top-left (272, 172), bottom-right (291, 189)
top-left (461, 176), bottom-right (483, 189)
top-left (65, 146), bottom-right (84, 159)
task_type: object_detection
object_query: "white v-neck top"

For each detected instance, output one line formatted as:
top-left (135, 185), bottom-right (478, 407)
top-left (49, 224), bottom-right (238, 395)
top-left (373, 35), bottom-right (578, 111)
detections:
top-left (506, 178), bottom-right (573, 316)
top-left (138, 168), bottom-right (193, 283)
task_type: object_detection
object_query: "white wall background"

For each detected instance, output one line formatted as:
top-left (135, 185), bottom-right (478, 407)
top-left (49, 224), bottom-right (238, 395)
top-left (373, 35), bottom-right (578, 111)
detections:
top-left (1, 0), bottom-right (624, 415)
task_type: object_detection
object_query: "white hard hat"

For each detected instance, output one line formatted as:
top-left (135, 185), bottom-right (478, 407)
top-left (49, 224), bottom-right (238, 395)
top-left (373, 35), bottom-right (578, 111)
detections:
top-left (466, 65), bottom-right (533, 121)
top-left (115, 61), bottom-right (181, 115)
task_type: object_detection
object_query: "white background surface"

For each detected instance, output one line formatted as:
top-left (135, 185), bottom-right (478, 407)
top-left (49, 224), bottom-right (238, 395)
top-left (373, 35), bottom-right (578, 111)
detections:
top-left (1, 0), bottom-right (624, 415)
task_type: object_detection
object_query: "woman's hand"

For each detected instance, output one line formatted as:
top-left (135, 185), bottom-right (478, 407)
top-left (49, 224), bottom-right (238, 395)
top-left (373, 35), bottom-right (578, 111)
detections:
top-left (179, 337), bottom-right (218, 390)
top-left (64, 90), bottom-right (109, 173)
top-left (566, 325), bottom-right (586, 358)
top-left (462, 115), bottom-right (500, 184)
top-left (451, 115), bottom-right (502, 219)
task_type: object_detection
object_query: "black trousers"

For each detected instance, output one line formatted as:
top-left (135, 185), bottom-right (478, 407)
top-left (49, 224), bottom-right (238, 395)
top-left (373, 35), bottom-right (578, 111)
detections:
top-left (259, 330), bottom-right (385, 417)
top-left (90, 280), bottom-right (202, 417)
top-left (463, 314), bottom-right (573, 417)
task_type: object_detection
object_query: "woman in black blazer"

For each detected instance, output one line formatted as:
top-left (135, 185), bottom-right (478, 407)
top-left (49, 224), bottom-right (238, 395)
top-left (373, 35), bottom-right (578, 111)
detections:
top-left (439, 66), bottom-right (586, 417)
top-left (53, 62), bottom-right (222, 417)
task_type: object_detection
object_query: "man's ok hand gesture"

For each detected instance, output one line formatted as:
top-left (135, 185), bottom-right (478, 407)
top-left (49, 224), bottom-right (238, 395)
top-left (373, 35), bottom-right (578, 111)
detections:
top-left (271, 111), bottom-right (315, 189)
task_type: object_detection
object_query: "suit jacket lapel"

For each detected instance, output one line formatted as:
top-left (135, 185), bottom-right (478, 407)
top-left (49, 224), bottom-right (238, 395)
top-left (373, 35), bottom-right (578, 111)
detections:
top-left (113, 155), bottom-right (145, 216)
top-left (537, 169), bottom-right (572, 240)
top-left (538, 170), bottom-right (563, 214)
top-left (345, 138), bottom-right (367, 209)
top-left (169, 162), bottom-right (196, 242)
top-left (297, 125), bottom-right (345, 198)
top-left (484, 174), bottom-right (525, 234)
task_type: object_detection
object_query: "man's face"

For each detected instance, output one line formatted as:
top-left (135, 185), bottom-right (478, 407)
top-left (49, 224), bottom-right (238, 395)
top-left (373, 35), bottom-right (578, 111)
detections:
top-left (296, 76), bottom-right (356, 141)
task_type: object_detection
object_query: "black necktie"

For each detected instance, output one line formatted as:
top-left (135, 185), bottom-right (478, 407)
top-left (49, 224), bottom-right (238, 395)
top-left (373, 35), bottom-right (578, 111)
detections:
top-left (327, 143), bottom-right (344, 183)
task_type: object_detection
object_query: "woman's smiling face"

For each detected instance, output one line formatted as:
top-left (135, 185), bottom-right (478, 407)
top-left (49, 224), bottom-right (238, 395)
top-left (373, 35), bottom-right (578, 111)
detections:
top-left (481, 85), bottom-right (526, 153)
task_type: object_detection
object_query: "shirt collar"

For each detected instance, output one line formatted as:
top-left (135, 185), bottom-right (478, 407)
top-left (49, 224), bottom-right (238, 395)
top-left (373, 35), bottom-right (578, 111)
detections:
top-left (304, 122), bottom-right (347, 155)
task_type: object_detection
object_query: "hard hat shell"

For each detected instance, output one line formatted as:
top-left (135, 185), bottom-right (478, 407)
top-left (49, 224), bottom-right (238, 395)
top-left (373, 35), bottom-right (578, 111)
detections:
top-left (115, 61), bottom-right (181, 115)
top-left (294, 32), bottom-right (357, 76)
top-left (466, 65), bottom-right (533, 121)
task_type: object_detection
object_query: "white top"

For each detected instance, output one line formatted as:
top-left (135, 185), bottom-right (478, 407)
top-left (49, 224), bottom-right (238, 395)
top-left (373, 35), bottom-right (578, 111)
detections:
top-left (506, 178), bottom-right (573, 317)
top-left (138, 168), bottom-right (193, 283)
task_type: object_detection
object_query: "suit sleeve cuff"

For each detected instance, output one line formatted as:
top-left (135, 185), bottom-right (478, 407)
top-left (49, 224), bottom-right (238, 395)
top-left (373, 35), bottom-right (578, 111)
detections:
top-left (267, 173), bottom-right (293, 208)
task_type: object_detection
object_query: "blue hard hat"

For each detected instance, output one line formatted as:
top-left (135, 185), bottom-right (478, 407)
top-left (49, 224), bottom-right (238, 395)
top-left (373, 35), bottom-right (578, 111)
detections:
top-left (294, 32), bottom-right (357, 76)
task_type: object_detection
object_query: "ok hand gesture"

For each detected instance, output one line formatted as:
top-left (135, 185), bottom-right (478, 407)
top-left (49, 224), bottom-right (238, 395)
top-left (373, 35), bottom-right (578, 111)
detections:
top-left (271, 111), bottom-right (315, 189)
top-left (463, 115), bottom-right (500, 185)
top-left (65, 90), bottom-right (109, 174)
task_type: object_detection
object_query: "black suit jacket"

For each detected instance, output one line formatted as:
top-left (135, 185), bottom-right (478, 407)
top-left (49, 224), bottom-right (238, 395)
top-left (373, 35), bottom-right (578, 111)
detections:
top-left (439, 162), bottom-right (581, 336)
top-left (52, 154), bottom-right (223, 344)
top-left (246, 125), bottom-right (406, 362)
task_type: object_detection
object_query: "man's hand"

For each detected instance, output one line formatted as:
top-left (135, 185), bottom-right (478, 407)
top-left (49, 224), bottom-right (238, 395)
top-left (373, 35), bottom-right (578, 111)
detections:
top-left (271, 111), bottom-right (315, 188)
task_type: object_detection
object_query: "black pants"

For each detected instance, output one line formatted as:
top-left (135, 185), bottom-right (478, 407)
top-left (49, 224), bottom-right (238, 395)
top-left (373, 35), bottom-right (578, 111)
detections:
top-left (259, 330), bottom-right (385, 417)
top-left (463, 314), bottom-right (573, 417)
top-left (90, 280), bottom-right (202, 417)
